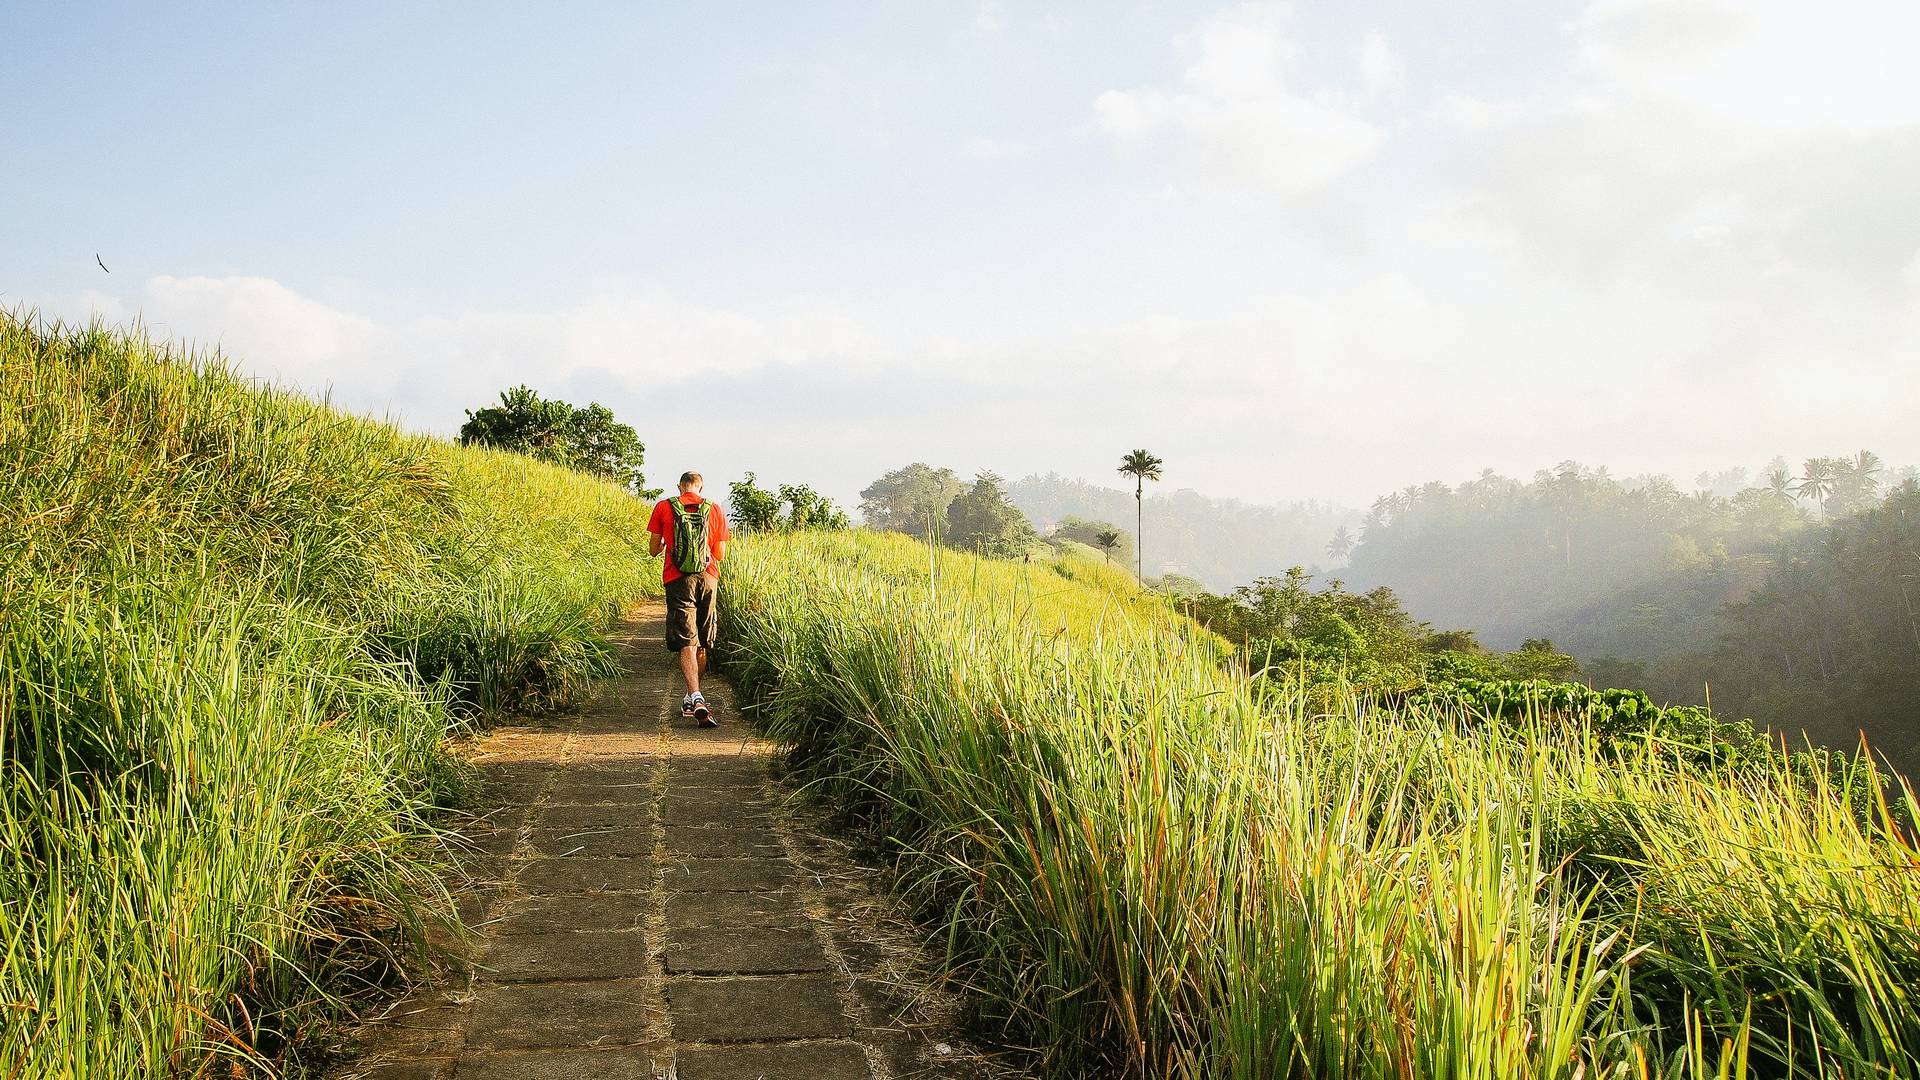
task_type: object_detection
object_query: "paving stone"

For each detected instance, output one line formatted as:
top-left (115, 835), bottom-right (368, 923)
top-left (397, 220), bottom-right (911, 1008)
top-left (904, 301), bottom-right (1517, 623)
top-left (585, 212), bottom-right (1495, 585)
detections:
top-left (449, 805), bottom-right (530, 833)
top-left (353, 1059), bottom-right (453, 1080)
top-left (662, 825), bottom-right (783, 857)
top-left (664, 926), bottom-right (830, 974)
top-left (848, 974), bottom-right (925, 1028)
top-left (535, 803), bottom-right (653, 831)
top-left (517, 856), bottom-right (656, 896)
top-left (484, 930), bottom-right (651, 982)
top-left (566, 733), bottom-right (667, 756)
top-left (452, 1047), bottom-right (666, 1080)
top-left (365, 992), bottom-right (467, 1056)
top-left (564, 760), bottom-right (659, 780)
top-left (660, 796), bottom-right (773, 827)
top-left (528, 826), bottom-right (655, 857)
top-left (481, 759), bottom-right (556, 775)
top-left (666, 759), bottom-right (765, 781)
top-left (458, 829), bottom-right (524, 855)
top-left (665, 775), bottom-right (764, 796)
top-left (662, 858), bottom-right (798, 892)
top-left (452, 854), bottom-right (513, 888)
top-left (548, 780), bottom-right (656, 805)
top-left (481, 782), bottom-right (549, 805)
top-left (453, 890), bottom-right (494, 930)
top-left (464, 980), bottom-right (660, 1050)
top-left (494, 893), bottom-right (649, 935)
top-left (667, 975), bottom-right (850, 1042)
top-left (665, 890), bottom-right (803, 931)
top-left (671, 1041), bottom-right (872, 1080)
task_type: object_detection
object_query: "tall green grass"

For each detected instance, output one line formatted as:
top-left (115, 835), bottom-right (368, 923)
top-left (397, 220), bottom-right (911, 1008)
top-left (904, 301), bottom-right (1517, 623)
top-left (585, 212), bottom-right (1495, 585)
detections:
top-left (722, 530), bottom-right (1920, 1078)
top-left (0, 313), bottom-right (659, 1076)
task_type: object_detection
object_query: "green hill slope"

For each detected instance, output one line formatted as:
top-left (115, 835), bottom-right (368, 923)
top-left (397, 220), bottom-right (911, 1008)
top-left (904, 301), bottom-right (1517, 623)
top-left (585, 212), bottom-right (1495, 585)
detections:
top-left (722, 530), bottom-right (1920, 1079)
top-left (0, 313), bottom-right (659, 1076)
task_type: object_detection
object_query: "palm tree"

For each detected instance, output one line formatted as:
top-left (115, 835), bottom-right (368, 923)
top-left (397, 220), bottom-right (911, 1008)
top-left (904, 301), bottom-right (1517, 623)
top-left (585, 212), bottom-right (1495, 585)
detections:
top-left (1797, 458), bottom-right (1836, 518)
top-left (1765, 464), bottom-right (1795, 503)
top-left (1095, 528), bottom-right (1122, 566)
top-left (1833, 449), bottom-right (1885, 515)
top-left (1117, 449), bottom-right (1164, 580)
top-left (1326, 525), bottom-right (1354, 562)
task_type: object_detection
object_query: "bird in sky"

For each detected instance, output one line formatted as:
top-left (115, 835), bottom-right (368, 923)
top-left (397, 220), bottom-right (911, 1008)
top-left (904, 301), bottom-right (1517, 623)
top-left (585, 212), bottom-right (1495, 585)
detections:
top-left (96, 253), bottom-right (109, 273)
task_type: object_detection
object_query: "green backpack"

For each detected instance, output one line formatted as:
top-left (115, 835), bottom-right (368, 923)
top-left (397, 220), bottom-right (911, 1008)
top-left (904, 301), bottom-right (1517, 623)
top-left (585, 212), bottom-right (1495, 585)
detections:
top-left (668, 499), bottom-right (714, 575)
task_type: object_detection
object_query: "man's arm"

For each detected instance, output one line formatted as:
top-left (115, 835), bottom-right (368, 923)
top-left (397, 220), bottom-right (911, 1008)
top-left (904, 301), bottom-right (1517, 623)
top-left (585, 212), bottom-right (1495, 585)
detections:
top-left (649, 532), bottom-right (666, 557)
top-left (708, 540), bottom-right (727, 576)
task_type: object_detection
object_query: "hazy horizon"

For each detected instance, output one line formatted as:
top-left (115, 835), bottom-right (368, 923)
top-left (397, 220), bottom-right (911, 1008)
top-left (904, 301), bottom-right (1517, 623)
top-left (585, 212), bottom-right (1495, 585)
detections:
top-left (8, 1), bottom-right (1918, 511)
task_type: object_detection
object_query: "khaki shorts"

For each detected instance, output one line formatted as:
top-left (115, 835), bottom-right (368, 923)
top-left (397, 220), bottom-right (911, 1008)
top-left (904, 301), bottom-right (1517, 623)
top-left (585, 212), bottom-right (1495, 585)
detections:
top-left (665, 572), bottom-right (717, 652)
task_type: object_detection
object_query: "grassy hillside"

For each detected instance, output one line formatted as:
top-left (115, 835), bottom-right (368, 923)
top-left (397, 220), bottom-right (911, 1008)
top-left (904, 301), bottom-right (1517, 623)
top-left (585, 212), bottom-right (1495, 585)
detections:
top-left (0, 313), bottom-right (659, 1076)
top-left (721, 530), bottom-right (1920, 1078)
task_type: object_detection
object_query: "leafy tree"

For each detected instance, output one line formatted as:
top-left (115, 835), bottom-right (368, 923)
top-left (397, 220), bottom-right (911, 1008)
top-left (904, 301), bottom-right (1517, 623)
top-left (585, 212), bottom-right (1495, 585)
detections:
top-left (778, 482), bottom-right (850, 530)
top-left (727, 472), bottom-right (784, 533)
top-left (1117, 449), bottom-right (1164, 580)
top-left (945, 471), bottom-right (1037, 557)
top-left (860, 463), bottom-right (964, 539)
top-left (1504, 638), bottom-right (1582, 681)
top-left (729, 472), bottom-right (849, 533)
top-left (1095, 528), bottom-right (1123, 566)
top-left (459, 385), bottom-right (654, 495)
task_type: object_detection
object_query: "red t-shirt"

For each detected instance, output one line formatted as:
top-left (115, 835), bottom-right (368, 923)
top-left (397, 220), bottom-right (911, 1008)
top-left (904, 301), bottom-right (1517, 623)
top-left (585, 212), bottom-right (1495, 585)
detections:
top-left (648, 493), bottom-right (730, 583)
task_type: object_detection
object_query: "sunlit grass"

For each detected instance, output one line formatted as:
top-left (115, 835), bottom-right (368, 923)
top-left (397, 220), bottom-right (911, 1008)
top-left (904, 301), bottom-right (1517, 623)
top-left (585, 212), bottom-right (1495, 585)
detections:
top-left (722, 530), bottom-right (1920, 1078)
top-left (0, 312), bottom-right (659, 1075)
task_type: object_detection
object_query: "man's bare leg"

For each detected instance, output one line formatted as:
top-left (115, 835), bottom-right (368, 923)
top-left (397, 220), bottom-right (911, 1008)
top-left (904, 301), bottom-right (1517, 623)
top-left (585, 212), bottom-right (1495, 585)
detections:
top-left (697, 647), bottom-right (710, 675)
top-left (678, 646), bottom-right (700, 696)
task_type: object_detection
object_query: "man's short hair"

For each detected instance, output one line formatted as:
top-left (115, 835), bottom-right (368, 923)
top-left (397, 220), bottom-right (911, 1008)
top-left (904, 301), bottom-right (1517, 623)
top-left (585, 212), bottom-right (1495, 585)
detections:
top-left (679, 471), bottom-right (703, 487)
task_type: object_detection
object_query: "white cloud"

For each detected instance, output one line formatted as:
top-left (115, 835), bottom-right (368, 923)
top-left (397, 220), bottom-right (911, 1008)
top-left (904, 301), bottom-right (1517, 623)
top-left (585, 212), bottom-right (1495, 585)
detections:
top-left (1094, 2), bottom-right (1384, 194)
top-left (1423, 0), bottom-right (1920, 297)
top-left (50, 277), bottom-right (889, 435)
top-left (1574, 0), bottom-right (1920, 131)
top-left (961, 135), bottom-right (1016, 160)
top-left (1358, 32), bottom-right (1406, 102)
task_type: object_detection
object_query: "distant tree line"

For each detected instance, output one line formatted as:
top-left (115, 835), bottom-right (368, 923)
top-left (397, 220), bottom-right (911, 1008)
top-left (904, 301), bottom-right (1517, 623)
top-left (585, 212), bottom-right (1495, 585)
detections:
top-left (1337, 452), bottom-right (1919, 773)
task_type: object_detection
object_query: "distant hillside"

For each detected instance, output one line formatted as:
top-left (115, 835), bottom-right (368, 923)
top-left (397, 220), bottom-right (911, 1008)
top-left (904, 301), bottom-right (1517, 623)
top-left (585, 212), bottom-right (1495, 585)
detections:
top-left (1008, 473), bottom-right (1356, 591)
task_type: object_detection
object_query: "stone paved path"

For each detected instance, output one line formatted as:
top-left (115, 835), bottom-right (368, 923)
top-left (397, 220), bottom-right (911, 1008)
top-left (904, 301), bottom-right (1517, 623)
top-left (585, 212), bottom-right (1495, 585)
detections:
top-left (339, 602), bottom-right (1011, 1080)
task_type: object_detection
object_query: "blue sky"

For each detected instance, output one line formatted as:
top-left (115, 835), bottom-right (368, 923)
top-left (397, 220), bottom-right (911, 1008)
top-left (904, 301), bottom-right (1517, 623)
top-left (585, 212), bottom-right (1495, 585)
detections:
top-left (7, 1), bottom-right (1919, 508)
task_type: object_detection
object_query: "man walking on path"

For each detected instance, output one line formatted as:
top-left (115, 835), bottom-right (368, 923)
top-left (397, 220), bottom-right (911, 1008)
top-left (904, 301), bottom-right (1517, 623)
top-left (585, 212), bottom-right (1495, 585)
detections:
top-left (648, 470), bottom-right (729, 726)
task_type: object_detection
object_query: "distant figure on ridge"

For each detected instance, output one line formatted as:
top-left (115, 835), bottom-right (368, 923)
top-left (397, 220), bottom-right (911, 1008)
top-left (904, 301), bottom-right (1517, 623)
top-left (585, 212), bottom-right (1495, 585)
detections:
top-left (647, 470), bottom-right (730, 727)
